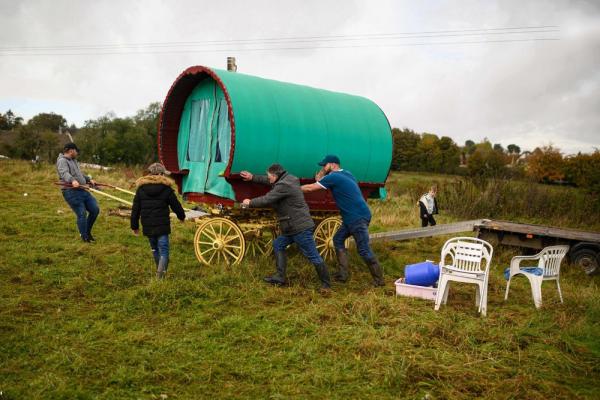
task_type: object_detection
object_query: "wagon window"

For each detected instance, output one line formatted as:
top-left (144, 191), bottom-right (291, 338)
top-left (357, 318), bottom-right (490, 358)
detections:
top-left (214, 99), bottom-right (230, 163)
top-left (187, 99), bottom-right (210, 162)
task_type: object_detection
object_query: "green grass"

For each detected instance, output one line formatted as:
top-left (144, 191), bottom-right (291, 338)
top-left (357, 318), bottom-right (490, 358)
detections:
top-left (1, 160), bottom-right (599, 399)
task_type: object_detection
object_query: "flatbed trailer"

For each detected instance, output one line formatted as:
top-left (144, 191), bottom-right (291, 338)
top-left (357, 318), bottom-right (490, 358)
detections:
top-left (366, 219), bottom-right (600, 275)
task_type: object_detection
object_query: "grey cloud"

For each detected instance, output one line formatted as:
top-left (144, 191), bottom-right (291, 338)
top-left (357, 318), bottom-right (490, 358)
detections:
top-left (0, 0), bottom-right (598, 154)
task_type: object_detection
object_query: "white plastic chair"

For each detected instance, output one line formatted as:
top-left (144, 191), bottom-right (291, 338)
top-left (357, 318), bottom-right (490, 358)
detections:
top-left (504, 245), bottom-right (569, 309)
top-left (434, 237), bottom-right (493, 316)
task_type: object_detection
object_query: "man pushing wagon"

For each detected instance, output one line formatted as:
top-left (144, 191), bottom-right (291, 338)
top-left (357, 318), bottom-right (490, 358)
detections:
top-left (301, 155), bottom-right (385, 287)
top-left (241, 163), bottom-right (331, 290)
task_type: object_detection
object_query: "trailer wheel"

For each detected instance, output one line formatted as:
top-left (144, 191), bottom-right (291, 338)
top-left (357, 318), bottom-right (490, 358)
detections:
top-left (194, 218), bottom-right (245, 266)
top-left (571, 248), bottom-right (599, 276)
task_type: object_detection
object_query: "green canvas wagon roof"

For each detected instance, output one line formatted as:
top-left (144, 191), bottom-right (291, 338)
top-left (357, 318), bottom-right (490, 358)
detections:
top-left (158, 66), bottom-right (392, 200)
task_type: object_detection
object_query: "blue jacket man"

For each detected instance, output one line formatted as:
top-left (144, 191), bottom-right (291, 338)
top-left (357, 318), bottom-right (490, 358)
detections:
top-left (301, 155), bottom-right (384, 287)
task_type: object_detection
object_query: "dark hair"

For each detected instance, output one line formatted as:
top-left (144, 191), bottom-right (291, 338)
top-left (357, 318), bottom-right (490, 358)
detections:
top-left (267, 163), bottom-right (285, 177)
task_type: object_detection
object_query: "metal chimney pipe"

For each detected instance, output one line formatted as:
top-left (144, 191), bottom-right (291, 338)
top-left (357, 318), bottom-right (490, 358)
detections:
top-left (227, 57), bottom-right (237, 72)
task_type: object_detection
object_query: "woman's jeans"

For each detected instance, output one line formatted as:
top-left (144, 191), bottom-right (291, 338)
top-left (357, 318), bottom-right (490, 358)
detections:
top-left (62, 189), bottom-right (100, 240)
top-left (148, 234), bottom-right (170, 271)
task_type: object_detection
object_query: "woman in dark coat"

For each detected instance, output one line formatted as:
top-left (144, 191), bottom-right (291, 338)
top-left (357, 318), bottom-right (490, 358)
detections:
top-left (131, 163), bottom-right (186, 278)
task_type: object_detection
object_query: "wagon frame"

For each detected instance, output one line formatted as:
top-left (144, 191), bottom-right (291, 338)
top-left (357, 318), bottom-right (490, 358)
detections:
top-left (191, 204), bottom-right (345, 266)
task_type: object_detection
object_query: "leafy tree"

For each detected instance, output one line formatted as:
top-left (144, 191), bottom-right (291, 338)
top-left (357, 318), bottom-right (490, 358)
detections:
top-left (76, 103), bottom-right (159, 165)
top-left (467, 140), bottom-right (507, 177)
top-left (438, 136), bottom-right (460, 173)
top-left (507, 144), bottom-right (521, 154)
top-left (464, 139), bottom-right (477, 155)
top-left (13, 125), bottom-right (41, 159)
top-left (0, 110), bottom-right (24, 130)
top-left (563, 150), bottom-right (600, 193)
top-left (134, 102), bottom-right (161, 162)
top-left (391, 128), bottom-right (421, 171)
top-left (28, 112), bottom-right (67, 132)
top-left (506, 144), bottom-right (521, 166)
top-left (526, 145), bottom-right (565, 182)
top-left (418, 133), bottom-right (442, 172)
top-left (391, 128), bottom-right (460, 173)
top-left (493, 143), bottom-right (505, 153)
top-left (40, 131), bottom-right (60, 161)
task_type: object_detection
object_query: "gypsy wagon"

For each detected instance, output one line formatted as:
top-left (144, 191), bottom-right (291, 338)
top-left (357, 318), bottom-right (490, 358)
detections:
top-left (158, 65), bottom-right (392, 265)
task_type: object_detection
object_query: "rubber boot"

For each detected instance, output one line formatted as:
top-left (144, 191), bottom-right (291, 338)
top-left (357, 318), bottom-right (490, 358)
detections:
top-left (366, 258), bottom-right (385, 287)
top-left (333, 248), bottom-right (350, 282)
top-left (313, 262), bottom-right (331, 289)
top-left (264, 251), bottom-right (287, 285)
top-left (156, 256), bottom-right (168, 279)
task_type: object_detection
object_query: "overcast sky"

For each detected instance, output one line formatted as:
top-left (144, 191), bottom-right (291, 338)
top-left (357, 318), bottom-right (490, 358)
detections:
top-left (1, 0), bottom-right (599, 154)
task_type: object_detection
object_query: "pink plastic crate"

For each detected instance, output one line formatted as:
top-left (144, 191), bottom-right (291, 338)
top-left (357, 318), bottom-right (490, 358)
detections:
top-left (394, 278), bottom-right (438, 301)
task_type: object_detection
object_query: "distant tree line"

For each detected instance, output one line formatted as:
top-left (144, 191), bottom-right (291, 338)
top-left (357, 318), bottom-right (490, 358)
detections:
top-left (0, 103), bottom-right (161, 165)
top-left (1, 109), bottom-right (598, 192)
top-left (391, 128), bottom-right (461, 174)
top-left (391, 127), bottom-right (599, 193)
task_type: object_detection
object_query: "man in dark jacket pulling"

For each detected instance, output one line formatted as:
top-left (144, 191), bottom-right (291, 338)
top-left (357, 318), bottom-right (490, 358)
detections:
top-left (131, 163), bottom-right (186, 279)
top-left (241, 164), bottom-right (331, 289)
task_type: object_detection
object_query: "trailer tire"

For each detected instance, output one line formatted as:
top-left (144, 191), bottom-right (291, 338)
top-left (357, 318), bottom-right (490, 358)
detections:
top-left (571, 248), bottom-right (599, 276)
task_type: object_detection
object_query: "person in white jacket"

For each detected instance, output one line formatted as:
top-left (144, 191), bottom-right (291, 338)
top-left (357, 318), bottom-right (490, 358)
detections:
top-left (418, 186), bottom-right (438, 227)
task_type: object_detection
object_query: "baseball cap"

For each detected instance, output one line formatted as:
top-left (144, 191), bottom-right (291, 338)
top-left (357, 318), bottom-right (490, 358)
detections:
top-left (147, 162), bottom-right (170, 175)
top-left (318, 155), bottom-right (340, 166)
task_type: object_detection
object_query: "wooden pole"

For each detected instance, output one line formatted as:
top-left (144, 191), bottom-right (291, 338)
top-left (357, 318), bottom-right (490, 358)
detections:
top-left (88, 187), bottom-right (133, 206)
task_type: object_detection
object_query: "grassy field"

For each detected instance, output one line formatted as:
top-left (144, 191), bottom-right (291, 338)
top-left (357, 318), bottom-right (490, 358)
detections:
top-left (1, 160), bottom-right (599, 399)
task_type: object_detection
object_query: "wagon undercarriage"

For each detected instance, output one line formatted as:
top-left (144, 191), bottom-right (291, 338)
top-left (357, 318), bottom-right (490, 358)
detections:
top-left (192, 206), bottom-right (345, 266)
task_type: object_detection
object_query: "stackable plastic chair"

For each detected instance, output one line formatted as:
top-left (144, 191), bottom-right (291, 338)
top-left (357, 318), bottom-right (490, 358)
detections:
top-left (434, 237), bottom-right (494, 316)
top-left (504, 245), bottom-right (569, 309)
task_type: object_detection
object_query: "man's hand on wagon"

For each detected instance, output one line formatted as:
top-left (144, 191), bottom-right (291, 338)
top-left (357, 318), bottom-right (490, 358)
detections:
top-left (241, 199), bottom-right (251, 208)
top-left (240, 171), bottom-right (253, 181)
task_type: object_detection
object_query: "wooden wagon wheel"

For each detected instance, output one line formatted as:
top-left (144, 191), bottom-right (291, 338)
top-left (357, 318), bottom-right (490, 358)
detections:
top-left (194, 218), bottom-right (246, 266)
top-left (314, 216), bottom-right (345, 262)
top-left (244, 227), bottom-right (276, 257)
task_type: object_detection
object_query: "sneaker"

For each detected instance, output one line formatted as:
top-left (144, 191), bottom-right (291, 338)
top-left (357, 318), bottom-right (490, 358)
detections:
top-left (87, 234), bottom-right (96, 243)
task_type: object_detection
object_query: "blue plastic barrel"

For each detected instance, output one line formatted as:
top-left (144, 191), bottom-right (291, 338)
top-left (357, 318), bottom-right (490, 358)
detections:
top-left (404, 261), bottom-right (440, 286)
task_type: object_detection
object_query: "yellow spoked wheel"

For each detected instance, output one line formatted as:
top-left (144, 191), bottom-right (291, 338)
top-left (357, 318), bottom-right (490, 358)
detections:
top-left (244, 228), bottom-right (276, 258)
top-left (314, 216), bottom-right (343, 262)
top-left (194, 218), bottom-right (246, 266)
